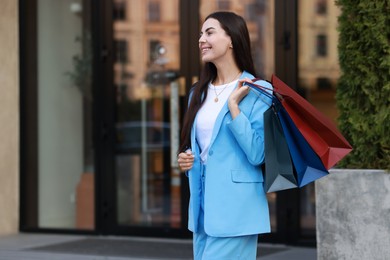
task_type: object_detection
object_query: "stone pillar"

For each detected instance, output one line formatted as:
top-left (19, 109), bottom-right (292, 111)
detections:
top-left (316, 169), bottom-right (390, 260)
top-left (0, 0), bottom-right (19, 235)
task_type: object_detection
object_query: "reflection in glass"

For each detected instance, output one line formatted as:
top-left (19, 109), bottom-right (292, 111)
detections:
top-left (37, 0), bottom-right (94, 229)
top-left (298, 0), bottom-right (341, 235)
top-left (113, 0), bottom-right (181, 228)
top-left (300, 184), bottom-right (316, 236)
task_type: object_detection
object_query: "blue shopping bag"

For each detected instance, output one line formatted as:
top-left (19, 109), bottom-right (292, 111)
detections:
top-left (277, 108), bottom-right (329, 187)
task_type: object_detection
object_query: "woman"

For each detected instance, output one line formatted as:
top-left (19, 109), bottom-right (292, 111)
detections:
top-left (177, 11), bottom-right (272, 259)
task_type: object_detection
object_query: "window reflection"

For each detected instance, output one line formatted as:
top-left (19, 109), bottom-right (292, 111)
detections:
top-left (298, 0), bottom-right (340, 121)
top-left (113, 1), bottom-right (126, 21)
top-left (148, 1), bottom-right (161, 22)
top-left (217, 0), bottom-right (231, 10)
top-left (316, 34), bottom-right (327, 57)
top-left (114, 39), bottom-right (129, 63)
top-left (316, 0), bottom-right (327, 15)
top-left (298, 0), bottom-right (341, 236)
top-left (37, 0), bottom-right (94, 230)
top-left (113, 0), bottom-right (181, 228)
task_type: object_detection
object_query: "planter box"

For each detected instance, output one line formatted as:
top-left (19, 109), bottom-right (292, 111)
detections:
top-left (316, 169), bottom-right (390, 260)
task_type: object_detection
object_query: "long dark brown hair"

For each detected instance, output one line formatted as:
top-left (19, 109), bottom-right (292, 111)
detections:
top-left (178, 11), bottom-right (256, 153)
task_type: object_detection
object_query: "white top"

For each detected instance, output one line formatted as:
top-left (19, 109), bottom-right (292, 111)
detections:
top-left (196, 80), bottom-right (238, 163)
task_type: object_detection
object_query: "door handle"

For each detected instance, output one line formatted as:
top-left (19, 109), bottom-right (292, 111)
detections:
top-left (100, 123), bottom-right (109, 140)
top-left (170, 79), bottom-right (180, 168)
top-left (282, 31), bottom-right (291, 50)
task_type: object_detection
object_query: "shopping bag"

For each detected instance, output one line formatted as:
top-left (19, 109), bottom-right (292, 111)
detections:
top-left (248, 80), bottom-right (329, 188)
top-left (277, 107), bottom-right (329, 187)
top-left (263, 105), bottom-right (298, 192)
top-left (271, 75), bottom-right (352, 169)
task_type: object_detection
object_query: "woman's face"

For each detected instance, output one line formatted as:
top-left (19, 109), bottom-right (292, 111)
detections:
top-left (199, 18), bottom-right (233, 64)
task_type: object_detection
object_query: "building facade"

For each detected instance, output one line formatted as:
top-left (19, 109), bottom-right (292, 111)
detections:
top-left (1, 0), bottom-right (340, 246)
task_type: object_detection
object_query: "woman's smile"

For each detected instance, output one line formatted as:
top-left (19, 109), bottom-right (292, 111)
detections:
top-left (200, 46), bottom-right (212, 55)
top-left (199, 18), bottom-right (232, 63)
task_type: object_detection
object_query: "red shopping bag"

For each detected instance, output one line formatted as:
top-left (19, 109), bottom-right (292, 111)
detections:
top-left (270, 74), bottom-right (352, 169)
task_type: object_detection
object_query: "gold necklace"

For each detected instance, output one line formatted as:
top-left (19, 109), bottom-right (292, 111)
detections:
top-left (213, 71), bottom-right (242, 102)
top-left (213, 84), bottom-right (230, 102)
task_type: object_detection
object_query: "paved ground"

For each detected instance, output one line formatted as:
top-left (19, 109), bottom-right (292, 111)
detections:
top-left (0, 233), bottom-right (316, 260)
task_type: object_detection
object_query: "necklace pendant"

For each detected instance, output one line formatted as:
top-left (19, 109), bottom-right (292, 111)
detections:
top-left (214, 97), bottom-right (218, 102)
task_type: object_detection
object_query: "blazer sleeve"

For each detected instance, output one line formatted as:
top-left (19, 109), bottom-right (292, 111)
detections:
top-left (227, 80), bottom-right (273, 165)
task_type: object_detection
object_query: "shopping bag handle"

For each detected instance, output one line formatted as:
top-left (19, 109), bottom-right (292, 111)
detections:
top-left (242, 79), bottom-right (273, 98)
top-left (242, 79), bottom-right (283, 111)
top-left (246, 78), bottom-right (285, 97)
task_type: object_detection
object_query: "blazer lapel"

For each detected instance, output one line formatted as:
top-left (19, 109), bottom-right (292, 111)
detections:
top-left (191, 114), bottom-right (197, 150)
top-left (208, 102), bottom-right (229, 146)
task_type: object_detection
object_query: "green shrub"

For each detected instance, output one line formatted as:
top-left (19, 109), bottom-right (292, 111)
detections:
top-left (335, 0), bottom-right (390, 169)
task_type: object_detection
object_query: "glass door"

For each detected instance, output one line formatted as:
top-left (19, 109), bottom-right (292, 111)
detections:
top-left (112, 0), bottom-right (183, 229)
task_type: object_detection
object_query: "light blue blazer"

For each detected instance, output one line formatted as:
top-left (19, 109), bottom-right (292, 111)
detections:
top-left (186, 71), bottom-right (272, 237)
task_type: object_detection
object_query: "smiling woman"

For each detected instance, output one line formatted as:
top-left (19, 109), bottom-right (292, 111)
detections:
top-left (198, 1), bottom-right (281, 240)
top-left (177, 11), bottom-right (273, 259)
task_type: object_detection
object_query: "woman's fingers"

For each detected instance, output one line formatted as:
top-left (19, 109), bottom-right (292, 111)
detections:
top-left (177, 152), bottom-right (194, 171)
top-left (230, 79), bottom-right (251, 104)
top-left (237, 78), bottom-right (253, 87)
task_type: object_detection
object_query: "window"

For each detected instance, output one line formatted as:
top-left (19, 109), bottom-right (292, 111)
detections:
top-left (317, 77), bottom-right (332, 90)
top-left (149, 40), bottom-right (161, 63)
top-left (246, 4), bottom-right (257, 21)
top-left (246, 2), bottom-right (266, 21)
top-left (316, 0), bottom-right (327, 15)
top-left (114, 40), bottom-right (128, 63)
top-left (148, 1), bottom-right (160, 22)
top-left (316, 34), bottom-right (327, 57)
top-left (217, 0), bottom-right (230, 10)
top-left (113, 2), bottom-right (126, 21)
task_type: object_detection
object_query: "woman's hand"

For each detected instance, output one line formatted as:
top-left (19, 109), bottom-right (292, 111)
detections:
top-left (228, 78), bottom-right (252, 119)
top-left (177, 149), bottom-right (194, 172)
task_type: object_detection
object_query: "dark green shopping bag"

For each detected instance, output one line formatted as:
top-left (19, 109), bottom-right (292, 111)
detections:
top-left (263, 106), bottom-right (298, 193)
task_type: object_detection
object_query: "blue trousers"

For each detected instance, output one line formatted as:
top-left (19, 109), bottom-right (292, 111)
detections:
top-left (193, 164), bottom-right (258, 259)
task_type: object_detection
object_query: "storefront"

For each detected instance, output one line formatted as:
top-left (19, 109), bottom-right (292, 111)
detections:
top-left (15, 0), bottom-right (340, 246)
